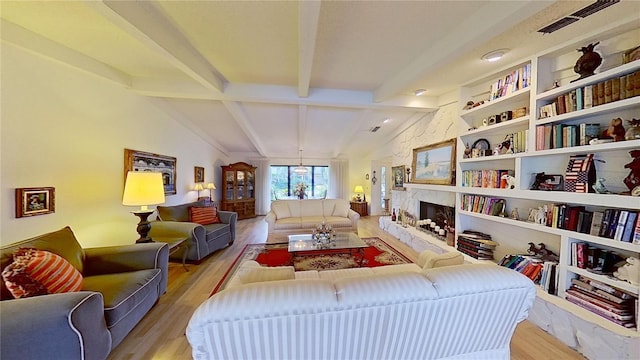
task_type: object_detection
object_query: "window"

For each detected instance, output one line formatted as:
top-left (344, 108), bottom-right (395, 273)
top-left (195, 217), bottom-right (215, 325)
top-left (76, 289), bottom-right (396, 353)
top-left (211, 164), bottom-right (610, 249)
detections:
top-left (270, 165), bottom-right (329, 199)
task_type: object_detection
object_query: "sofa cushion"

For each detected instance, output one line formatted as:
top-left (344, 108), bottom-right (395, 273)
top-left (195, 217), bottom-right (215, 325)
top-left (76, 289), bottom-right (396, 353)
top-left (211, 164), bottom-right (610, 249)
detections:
top-left (2, 248), bottom-right (83, 298)
top-left (286, 200), bottom-right (302, 218)
top-left (189, 206), bottom-right (221, 225)
top-left (273, 217), bottom-right (302, 231)
top-left (417, 250), bottom-right (464, 269)
top-left (82, 269), bottom-right (161, 328)
top-left (238, 266), bottom-right (295, 284)
top-left (332, 201), bottom-right (350, 217)
top-left (323, 216), bottom-right (353, 228)
top-left (271, 202), bottom-right (291, 219)
top-left (300, 200), bottom-right (324, 217)
top-left (300, 216), bottom-right (327, 228)
top-left (157, 201), bottom-right (203, 222)
top-left (322, 199), bottom-right (337, 217)
top-left (203, 223), bottom-right (230, 239)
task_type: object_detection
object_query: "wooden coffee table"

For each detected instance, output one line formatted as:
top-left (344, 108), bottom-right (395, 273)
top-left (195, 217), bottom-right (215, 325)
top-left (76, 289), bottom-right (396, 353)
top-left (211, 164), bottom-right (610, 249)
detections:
top-left (287, 232), bottom-right (368, 266)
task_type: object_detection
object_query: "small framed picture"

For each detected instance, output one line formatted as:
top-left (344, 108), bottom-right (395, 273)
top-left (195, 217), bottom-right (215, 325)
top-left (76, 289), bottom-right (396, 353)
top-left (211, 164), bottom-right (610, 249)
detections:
top-left (15, 187), bottom-right (55, 218)
top-left (194, 166), bottom-right (205, 183)
top-left (392, 165), bottom-right (405, 190)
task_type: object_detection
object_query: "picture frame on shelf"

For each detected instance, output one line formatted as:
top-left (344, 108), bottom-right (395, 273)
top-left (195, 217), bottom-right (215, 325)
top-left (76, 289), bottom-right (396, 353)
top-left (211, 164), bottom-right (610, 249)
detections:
top-left (392, 165), bottom-right (405, 190)
top-left (411, 139), bottom-right (456, 185)
top-left (124, 149), bottom-right (177, 195)
top-left (15, 187), bottom-right (55, 218)
top-left (194, 166), bottom-right (204, 183)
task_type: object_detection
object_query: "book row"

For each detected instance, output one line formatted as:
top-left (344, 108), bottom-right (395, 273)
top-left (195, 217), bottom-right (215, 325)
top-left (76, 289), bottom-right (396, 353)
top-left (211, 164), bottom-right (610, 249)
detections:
top-left (498, 254), bottom-right (559, 295)
top-left (460, 170), bottom-right (513, 189)
top-left (538, 69), bottom-right (640, 119)
top-left (460, 194), bottom-right (505, 216)
top-left (570, 242), bottom-right (624, 274)
top-left (536, 204), bottom-right (639, 243)
top-left (566, 276), bottom-right (637, 329)
top-left (489, 63), bottom-right (531, 101)
top-left (535, 123), bottom-right (600, 150)
top-left (456, 231), bottom-right (496, 260)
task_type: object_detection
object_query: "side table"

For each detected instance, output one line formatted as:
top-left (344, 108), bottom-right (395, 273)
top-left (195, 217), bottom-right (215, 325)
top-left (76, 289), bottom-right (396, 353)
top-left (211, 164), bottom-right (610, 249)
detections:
top-left (350, 201), bottom-right (368, 216)
top-left (153, 236), bottom-right (189, 271)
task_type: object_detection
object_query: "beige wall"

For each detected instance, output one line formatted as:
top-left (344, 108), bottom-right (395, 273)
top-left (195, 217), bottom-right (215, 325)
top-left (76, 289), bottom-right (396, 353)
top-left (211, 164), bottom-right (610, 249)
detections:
top-left (1, 44), bottom-right (228, 247)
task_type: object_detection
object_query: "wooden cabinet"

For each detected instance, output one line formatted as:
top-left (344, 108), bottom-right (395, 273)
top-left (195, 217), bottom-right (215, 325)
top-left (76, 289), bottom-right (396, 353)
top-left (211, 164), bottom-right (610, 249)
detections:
top-left (220, 162), bottom-right (256, 219)
top-left (350, 201), bottom-right (368, 217)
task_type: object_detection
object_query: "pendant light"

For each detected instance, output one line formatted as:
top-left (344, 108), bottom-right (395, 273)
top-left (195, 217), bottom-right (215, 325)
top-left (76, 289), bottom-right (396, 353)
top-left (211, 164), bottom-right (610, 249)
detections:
top-left (293, 149), bottom-right (308, 175)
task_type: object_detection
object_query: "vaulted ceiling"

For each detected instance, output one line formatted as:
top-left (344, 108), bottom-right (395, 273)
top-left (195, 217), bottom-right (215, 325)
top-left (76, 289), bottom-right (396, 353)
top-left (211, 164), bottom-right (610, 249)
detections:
top-left (2, 1), bottom-right (638, 160)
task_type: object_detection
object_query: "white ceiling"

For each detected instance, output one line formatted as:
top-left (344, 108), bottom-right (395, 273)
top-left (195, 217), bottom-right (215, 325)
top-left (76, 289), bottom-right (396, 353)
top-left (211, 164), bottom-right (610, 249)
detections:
top-left (2, 0), bottom-right (639, 160)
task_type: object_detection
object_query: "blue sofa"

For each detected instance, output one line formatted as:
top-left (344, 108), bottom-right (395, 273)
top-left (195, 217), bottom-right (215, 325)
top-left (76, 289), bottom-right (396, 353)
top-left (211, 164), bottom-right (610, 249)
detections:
top-left (0, 226), bottom-right (169, 360)
top-left (152, 201), bottom-right (237, 262)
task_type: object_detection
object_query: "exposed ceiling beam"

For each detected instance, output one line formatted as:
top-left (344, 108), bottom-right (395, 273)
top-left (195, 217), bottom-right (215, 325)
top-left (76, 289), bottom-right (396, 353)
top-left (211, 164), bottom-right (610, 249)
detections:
top-left (1, 19), bottom-right (131, 88)
top-left (297, 0), bottom-right (321, 97)
top-left (222, 101), bottom-right (268, 157)
top-left (131, 79), bottom-right (438, 111)
top-left (373, 1), bottom-right (554, 102)
top-left (298, 105), bottom-right (308, 151)
top-left (146, 98), bottom-right (229, 157)
top-left (88, 0), bottom-right (225, 93)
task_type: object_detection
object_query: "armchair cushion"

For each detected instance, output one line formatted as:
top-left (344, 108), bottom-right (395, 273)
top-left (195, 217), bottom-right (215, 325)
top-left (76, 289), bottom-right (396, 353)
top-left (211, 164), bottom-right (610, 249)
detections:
top-left (189, 206), bottom-right (221, 225)
top-left (2, 248), bottom-right (83, 298)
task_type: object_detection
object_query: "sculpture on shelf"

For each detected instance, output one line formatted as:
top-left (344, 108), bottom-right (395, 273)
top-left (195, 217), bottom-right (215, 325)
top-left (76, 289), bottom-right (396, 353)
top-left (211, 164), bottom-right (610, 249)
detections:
top-left (535, 206), bottom-right (547, 225)
top-left (625, 118), bottom-right (640, 140)
top-left (572, 42), bottom-right (602, 81)
top-left (530, 172), bottom-right (555, 190)
top-left (501, 174), bottom-right (516, 189)
top-left (592, 178), bottom-right (612, 194)
top-left (600, 117), bottom-right (626, 142)
top-left (537, 243), bottom-right (559, 262)
top-left (510, 208), bottom-right (519, 220)
top-left (613, 256), bottom-right (639, 286)
top-left (623, 149), bottom-right (640, 193)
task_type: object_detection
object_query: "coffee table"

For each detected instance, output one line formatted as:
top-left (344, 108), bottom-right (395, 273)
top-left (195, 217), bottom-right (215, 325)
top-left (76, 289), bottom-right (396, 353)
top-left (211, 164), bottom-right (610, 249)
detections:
top-left (288, 232), bottom-right (368, 267)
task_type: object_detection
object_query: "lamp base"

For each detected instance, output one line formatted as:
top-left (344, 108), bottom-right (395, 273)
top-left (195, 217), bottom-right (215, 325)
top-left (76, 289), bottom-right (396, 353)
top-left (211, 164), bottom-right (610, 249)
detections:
top-left (131, 210), bottom-right (155, 243)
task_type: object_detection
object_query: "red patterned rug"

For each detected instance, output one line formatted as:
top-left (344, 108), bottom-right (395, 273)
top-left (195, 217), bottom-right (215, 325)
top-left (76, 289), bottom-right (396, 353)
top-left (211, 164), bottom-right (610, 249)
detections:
top-left (212, 237), bottom-right (411, 294)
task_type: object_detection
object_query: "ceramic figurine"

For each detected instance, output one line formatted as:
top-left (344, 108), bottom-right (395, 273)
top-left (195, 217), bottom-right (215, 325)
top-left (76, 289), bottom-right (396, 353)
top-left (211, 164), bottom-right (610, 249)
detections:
top-left (592, 178), bottom-right (612, 194)
top-left (573, 42), bottom-right (602, 81)
top-left (601, 117), bottom-right (625, 142)
top-left (510, 208), bottom-right (519, 220)
top-left (625, 118), bottom-right (640, 140)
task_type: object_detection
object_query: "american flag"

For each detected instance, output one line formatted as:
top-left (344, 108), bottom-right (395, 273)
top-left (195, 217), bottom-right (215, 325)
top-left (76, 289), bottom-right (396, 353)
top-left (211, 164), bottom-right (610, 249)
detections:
top-left (565, 154), bottom-right (593, 193)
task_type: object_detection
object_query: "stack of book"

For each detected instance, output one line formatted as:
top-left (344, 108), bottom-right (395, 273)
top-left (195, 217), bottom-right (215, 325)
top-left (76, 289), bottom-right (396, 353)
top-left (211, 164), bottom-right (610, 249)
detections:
top-left (489, 63), bottom-right (531, 101)
top-left (565, 276), bottom-right (637, 329)
top-left (571, 242), bottom-right (622, 274)
top-left (456, 231), bottom-right (497, 260)
top-left (537, 69), bottom-right (640, 120)
top-left (499, 254), bottom-right (544, 283)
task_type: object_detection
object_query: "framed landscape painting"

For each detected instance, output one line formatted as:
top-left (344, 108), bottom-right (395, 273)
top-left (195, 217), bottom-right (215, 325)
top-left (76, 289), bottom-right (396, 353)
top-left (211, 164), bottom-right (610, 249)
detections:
top-left (412, 139), bottom-right (456, 185)
top-left (392, 165), bottom-right (405, 190)
top-left (125, 149), bottom-right (177, 195)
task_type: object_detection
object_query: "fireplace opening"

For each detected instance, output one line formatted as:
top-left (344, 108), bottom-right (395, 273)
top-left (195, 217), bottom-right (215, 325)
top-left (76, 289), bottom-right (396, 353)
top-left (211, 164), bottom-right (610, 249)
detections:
top-left (419, 201), bottom-right (454, 229)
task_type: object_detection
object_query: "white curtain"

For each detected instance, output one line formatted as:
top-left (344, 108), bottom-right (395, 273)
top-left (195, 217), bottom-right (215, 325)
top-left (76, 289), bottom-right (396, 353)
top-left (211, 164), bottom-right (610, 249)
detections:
top-left (329, 159), bottom-right (349, 200)
top-left (254, 158), bottom-right (271, 215)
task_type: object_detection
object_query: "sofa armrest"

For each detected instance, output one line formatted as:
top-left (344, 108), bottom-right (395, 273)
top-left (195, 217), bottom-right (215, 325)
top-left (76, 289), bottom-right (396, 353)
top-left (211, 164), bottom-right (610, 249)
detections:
top-left (348, 209), bottom-right (360, 223)
top-left (0, 292), bottom-right (111, 360)
top-left (83, 243), bottom-right (169, 294)
top-left (265, 211), bottom-right (277, 233)
top-left (218, 211), bottom-right (237, 241)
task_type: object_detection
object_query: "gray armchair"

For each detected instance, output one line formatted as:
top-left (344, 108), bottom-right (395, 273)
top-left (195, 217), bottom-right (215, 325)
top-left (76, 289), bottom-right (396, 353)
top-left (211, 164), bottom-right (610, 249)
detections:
top-left (0, 227), bottom-right (169, 360)
top-left (152, 201), bottom-right (237, 262)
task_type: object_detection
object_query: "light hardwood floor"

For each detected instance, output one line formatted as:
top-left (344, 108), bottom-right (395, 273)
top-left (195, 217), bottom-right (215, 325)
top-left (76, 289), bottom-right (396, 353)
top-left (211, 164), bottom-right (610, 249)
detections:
top-left (108, 216), bottom-right (585, 360)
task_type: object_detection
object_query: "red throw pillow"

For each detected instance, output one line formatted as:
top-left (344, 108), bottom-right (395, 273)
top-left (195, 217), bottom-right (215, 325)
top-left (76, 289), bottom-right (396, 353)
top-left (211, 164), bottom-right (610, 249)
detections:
top-left (2, 248), bottom-right (83, 298)
top-left (189, 206), bottom-right (221, 225)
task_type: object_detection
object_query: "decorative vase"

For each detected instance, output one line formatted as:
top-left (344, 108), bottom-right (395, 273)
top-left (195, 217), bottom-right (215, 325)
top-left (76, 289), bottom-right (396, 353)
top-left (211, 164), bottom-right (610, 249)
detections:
top-left (445, 226), bottom-right (455, 247)
top-left (572, 42), bottom-right (602, 82)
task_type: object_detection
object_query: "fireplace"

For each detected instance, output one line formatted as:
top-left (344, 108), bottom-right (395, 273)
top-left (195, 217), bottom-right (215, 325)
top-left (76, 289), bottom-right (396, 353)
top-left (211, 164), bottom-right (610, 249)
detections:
top-left (419, 201), bottom-right (454, 229)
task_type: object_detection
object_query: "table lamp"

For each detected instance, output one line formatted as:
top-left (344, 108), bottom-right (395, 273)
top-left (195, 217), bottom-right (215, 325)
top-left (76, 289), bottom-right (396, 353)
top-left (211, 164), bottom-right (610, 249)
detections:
top-left (354, 185), bottom-right (364, 202)
top-left (122, 171), bottom-right (165, 243)
top-left (194, 183), bottom-right (204, 199)
top-left (206, 182), bottom-right (216, 200)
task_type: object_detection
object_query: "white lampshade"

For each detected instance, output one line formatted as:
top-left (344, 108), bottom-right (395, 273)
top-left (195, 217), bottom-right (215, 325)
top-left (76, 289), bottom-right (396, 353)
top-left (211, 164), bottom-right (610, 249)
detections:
top-left (194, 183), bottom-right (204, 191)
top-left (122, 171), bottom-right (165, 211)
top-left (206, 182), bottom-right (216, 190)
top-left (354, 185), bottom-right (364, 193)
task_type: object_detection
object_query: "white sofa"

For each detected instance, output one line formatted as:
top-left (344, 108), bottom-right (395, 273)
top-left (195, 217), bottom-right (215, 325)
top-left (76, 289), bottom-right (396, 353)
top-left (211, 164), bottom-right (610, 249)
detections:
top-left (265, 199), bottom-right (359, 234)
top-left (186, 260), bottom-right (536, 360)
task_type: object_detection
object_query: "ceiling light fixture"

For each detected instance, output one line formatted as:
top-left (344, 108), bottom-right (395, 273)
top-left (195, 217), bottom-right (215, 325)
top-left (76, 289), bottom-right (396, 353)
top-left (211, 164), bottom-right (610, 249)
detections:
top-left (293, 149), bottom-right (308, 175)
top-left (481, 49), bottom-right (508, 62)
top-left (414, 89), bottom-right (427, 96)
top-left (383, 118), bottom-right (391, 123)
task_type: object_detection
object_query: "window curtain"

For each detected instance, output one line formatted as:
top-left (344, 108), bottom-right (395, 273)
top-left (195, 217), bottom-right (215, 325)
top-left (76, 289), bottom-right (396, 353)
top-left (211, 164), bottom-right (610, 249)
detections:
top-left (329, 159), bottom-right (348, 200)
top-left (254, 158), bottom-right (271, 215)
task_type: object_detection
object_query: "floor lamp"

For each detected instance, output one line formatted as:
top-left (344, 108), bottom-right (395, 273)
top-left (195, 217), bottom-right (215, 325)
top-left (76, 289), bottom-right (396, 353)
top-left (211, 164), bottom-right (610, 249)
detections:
top-left (122, 171), bottom-right (166, 243)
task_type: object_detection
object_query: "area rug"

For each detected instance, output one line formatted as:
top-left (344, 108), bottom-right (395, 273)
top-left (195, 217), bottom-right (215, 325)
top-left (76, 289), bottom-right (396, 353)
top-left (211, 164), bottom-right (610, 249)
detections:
top-left (212, 237), bottom-right (411, 294)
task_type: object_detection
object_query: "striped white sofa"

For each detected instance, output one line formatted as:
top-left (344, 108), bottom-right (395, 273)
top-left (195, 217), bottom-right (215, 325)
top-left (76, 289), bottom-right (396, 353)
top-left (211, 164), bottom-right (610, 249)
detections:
top-left (186, 264), bottom-right (536, 360)
top-left (265, 199), bottom-right (359, 234)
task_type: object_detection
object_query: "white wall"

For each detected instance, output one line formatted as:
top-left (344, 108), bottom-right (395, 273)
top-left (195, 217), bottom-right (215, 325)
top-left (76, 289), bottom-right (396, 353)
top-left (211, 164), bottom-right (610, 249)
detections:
top-left (1, 43), bottom-right (229, 247)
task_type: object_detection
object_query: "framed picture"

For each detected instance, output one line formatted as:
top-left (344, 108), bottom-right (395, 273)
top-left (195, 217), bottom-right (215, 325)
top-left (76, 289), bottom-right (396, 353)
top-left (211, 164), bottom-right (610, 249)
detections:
top-left (411, 139), bottom-right (456, 185)
top-left (125, 149), bottom-right (177, 195)
top-left (15, 187), bottom-right (55, 218)
top-left (392, 165), bottom-right (405, 190)
top-left (194, 166), bottom-right (204, 183)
